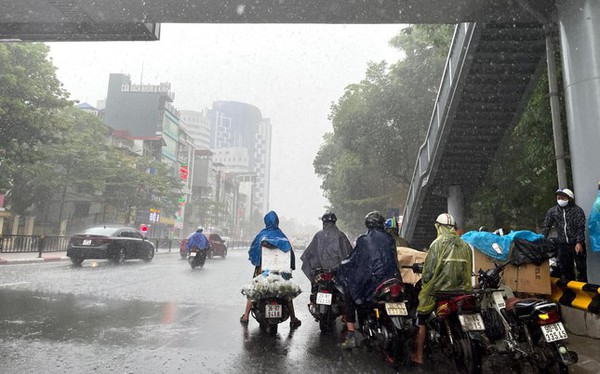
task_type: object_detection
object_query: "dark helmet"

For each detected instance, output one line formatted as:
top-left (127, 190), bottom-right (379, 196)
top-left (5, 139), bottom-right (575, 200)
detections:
top-left (365, 211), bottom-right (385, 229)
top-left (321, 212), bottom-right (337, 223)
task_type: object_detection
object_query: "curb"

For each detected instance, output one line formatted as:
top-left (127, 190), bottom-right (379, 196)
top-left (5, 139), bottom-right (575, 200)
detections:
top-left (0, 251), bottom-right (179, 265)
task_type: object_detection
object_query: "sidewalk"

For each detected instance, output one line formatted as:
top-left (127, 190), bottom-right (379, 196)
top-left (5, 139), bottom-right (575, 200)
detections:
top-left (0, 247), bottom-right (179, 265)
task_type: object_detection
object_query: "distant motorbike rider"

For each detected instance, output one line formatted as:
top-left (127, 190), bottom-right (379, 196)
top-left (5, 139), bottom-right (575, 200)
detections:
top-left (337, 211), bottom-right (398, 349)
top-left (385, 217), bottom-right (411, 248)
top-left (240, 210), bottom-right (302, 329)
top-left (542, 188), bottom-right (587, 282)
top-left (411, 213), bottom-right (473, 365)
top-left (186, 226), bottom-right (209, 254)
top-left (301, 212), bottom-right (353, 283)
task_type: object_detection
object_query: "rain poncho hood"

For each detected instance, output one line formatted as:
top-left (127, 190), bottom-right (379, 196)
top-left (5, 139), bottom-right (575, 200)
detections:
top-left (248, 211), bottom-right (293, 267)
top-left (417, 225), bottom-right (473, 314)
top-left (300, 221), bottom-right (353, 280)
top-left (338, 228), bottom-right (397, 304)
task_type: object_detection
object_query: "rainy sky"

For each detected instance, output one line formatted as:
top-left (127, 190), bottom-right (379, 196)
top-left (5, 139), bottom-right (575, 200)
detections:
top-left (47, 23), bottom-right (404, 224)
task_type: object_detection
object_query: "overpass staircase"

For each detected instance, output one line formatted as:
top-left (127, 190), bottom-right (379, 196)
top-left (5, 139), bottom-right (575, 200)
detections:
top-left (401, 22), bottom-right (546, 249)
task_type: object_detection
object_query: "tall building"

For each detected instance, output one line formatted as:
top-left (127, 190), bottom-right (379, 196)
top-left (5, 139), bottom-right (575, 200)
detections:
top-left (104, 73), bottom-right (185, 176)
top-left (208, 101), bottom-right (272, 215)
top-left (180, 109), bottom-right (211, 150)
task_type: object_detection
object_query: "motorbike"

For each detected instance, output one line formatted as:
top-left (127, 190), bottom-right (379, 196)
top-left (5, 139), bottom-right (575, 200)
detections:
top-left (308, 268), bottom-right (344, 332)
top-left (250, 271), bottom-right (292, 336)
top-left (188, 247), bottom-right (208, 269)
top-left (476, 262), bottom-right (578, 373)
top-left (357, 277), bottom-right (415, 370)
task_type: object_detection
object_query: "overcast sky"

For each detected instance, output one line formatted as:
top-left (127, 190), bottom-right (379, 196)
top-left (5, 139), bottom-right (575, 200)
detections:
top-left (46, 23), bottom-right (405, 224)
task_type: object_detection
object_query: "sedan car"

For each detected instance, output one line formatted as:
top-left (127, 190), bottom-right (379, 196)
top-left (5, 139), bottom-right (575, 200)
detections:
top-left (180, 232), bottom-right (227, 259)
top-left (67, 226), bottom-right (155, 266)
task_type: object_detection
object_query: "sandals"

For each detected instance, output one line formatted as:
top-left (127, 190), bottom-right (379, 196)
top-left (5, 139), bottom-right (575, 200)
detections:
top-left (289, 318), bottom-right (302, 329)
top-left (240, 315), bottom-right (249, 324)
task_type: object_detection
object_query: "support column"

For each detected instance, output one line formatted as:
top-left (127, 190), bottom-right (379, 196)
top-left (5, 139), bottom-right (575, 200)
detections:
top-left (11, 214), bottom-right (20, 235)
top-left (24, 216), bottom-right (35, 235)
top-left (447, 186), bottom-right (465, 230)
top-left (557, 0), bottom-right (600, 283)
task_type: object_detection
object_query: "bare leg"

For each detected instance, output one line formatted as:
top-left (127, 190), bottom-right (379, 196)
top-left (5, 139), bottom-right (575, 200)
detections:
top-left (411, 325), bottom-right (426, 364)
top-left (241, 299), bottom-right (252, 322)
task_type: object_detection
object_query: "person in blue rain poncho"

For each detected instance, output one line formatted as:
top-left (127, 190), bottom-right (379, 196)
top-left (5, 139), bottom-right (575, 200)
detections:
top-left (337, 211), bottom-right (398, 349)
top-left (240, 210), bottom-right (302, 329)
top-left (185, 226), bottom-right (209, 253)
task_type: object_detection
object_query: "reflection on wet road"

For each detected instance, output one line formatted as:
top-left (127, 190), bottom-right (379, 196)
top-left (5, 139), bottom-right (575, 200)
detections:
top-left (0, 251), bottom-right (458, 373)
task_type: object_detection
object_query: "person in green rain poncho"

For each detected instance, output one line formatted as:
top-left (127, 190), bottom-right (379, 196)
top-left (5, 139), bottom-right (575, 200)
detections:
top-left (411, 213), bottom-right (473, 365)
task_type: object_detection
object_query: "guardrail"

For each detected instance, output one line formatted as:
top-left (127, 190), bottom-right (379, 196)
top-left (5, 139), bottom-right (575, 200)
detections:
top-left (0, 235), bottom-right (253, 256)
top-left (0, 235), bottom-right (69, 256)
top-left (551, 277), bottom-right (600, 314)
top-left (401, 22), bottom-right (479, 240)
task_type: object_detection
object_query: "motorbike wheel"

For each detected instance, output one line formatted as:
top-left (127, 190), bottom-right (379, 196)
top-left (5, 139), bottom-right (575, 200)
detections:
top-left (268, 323), bottom-right (278, 336)
top-left (319, 319), bottom-right (332, 333)
top-left (382, 337), bottom-right (406, 371)
top-left (452, 329), bottom-right (481, 374)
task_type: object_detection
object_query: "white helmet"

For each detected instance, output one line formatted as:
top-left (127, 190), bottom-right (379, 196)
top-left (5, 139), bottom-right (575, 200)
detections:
top-left (435, 213), bottom-right (456, 227)
top-left (555, 188), bottom-right (574, 200)
top-left (196, 226), bottom-right (204, 232)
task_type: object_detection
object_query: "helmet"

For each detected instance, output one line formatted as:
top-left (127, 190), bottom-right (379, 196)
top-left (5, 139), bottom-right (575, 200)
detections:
top-left (555, 188), bottom-right (574, 200)
top-left (365, 211), bottom-right (385, 229)
top-left (321, 212), bottom-right (337, 223)
top-left (385, 217), bottom-right (398, 230)
top-left (196, 226), bottom-right (204, 232)
top-left (435, 213), bottom-right (456, 227)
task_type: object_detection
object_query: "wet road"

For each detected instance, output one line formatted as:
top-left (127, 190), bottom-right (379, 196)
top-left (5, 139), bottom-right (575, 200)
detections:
top-left (0, 250), bottom-right (445, 374)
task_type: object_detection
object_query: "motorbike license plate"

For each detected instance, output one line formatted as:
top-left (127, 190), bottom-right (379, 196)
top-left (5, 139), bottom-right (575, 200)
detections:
top-left (385, 302), bottom-right (408, 316)
top-left (82, 239), bottom-right (92, 246)
top-left (266, 304), bottom-right (282, 318)
top-left (316, 292), bottom-right (332, 305)
top-left (189, 252), bottom-right (196, 257)
top-left (541, 322), bottom-right (568, 343)
top-left (459, 313), bottom-right (486, 331)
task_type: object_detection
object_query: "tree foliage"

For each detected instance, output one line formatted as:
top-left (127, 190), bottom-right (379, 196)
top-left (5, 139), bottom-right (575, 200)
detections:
top-left (466, 72), bottom-right (566, 231)
top-left (0, 43), bottom-right (71, 193)
top-left (314, 25), bottom-right (453, 233)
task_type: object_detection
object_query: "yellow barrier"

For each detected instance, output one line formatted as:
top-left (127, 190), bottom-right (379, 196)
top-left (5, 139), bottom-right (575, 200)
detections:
top-left (550, 277), bottom-right (600, 314)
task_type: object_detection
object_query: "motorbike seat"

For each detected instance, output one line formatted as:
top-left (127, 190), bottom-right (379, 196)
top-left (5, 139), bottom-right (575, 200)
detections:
top-left (505, 297), bottom-right (544, 316)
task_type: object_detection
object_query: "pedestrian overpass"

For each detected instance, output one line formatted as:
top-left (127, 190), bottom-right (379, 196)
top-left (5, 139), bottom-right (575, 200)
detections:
top-left (400, 22), bottom-right (546, 249)
top-left (2, 0), bottom-right (600, 283)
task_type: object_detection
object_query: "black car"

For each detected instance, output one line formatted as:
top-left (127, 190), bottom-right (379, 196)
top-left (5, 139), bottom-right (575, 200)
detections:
top-left (67, 226), bottom-right (155, 266)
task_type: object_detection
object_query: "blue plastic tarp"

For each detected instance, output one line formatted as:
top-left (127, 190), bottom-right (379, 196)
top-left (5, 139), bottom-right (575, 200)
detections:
top-left (461, 230), bottom-right (544, 261)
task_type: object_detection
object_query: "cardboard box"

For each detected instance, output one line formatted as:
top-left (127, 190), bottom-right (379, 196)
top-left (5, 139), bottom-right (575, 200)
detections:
top-left (473, 248), bottom-right (551, 295)
top-left (396, 246), bottom-right (427, 285)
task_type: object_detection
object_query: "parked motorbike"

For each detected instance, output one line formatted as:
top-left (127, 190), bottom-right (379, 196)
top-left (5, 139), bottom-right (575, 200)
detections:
top-left (308, 268), bottom-right (344, 332)
top-left (476, 262), bottom-right (578, 373)
top-left (188, 247), bottom-right (208, 269)
top-left (357, 277), bottom-right (415, 370)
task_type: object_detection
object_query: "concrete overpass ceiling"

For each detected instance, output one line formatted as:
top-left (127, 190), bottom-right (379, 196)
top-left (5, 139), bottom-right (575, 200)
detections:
top-left (0, 1), bottom-right (556, 41)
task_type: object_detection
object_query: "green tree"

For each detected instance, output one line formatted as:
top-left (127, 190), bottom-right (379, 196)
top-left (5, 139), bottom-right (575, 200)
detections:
top-left (0, 43), bottom-right (70, 194)
top-left (8, 107), bottom-right (109, 224)
top-left (314, 25), bottom-right (453, 233)
top-left (466, 72), bottom-right (565, 231)
top-left (103, 150), bottom-right (182, 224)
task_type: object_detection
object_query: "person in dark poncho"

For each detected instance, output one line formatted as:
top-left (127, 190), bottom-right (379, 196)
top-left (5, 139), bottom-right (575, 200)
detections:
top-left (337, 211), bottom-right (398, 349)
top-left (300, 212), bottom-right (353, 282)
top-left (240, 210), bottom-right (302, 329)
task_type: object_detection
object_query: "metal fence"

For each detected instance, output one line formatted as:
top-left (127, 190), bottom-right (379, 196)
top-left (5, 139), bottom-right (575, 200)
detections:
top-left (0, 235), bottom-right (69, 253)
top-left (150, 238), bottom-right (252, 252)
top-left (0, 235), bottom-right (252, 254)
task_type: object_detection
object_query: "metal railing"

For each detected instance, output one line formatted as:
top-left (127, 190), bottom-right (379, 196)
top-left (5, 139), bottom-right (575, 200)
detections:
top-left (0, 235), bottom-right (69, 255)
top-left (401, 22), bottom-right (480, 240)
